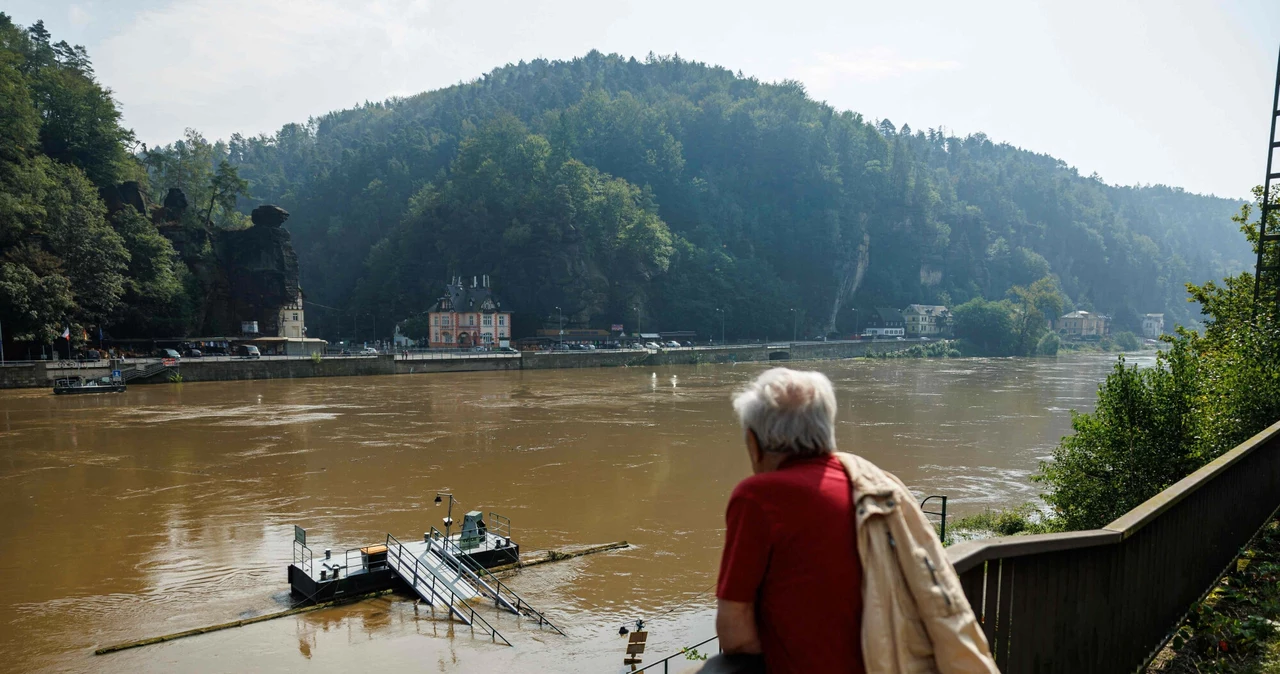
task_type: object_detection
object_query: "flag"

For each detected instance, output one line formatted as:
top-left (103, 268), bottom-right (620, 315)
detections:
top-left (61, 327), bottom-right (70, 340)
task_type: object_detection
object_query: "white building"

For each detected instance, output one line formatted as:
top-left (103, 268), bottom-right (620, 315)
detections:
top-left (1142, 313), bottom-right (1165, 339)
top-left (278, 289), bottom-right (305, 339)
top-left (902, 304), bottom-right (949, 337)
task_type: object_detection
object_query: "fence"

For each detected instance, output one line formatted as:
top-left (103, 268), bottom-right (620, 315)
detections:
top-left (947, 419), bottom-right (1280, 673)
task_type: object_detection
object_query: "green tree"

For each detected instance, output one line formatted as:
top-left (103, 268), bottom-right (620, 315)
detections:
top-left (1035, 186), bottom-right (1280, 531)
top-left (951, 298), bottom-right (1016, 355)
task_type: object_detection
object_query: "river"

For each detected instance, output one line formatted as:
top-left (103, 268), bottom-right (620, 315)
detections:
top-left (0, 352), bottom-right (1148, 672)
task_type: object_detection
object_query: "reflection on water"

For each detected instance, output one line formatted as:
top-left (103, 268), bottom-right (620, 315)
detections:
top-left (0, 353), bottom-right (1142, 672)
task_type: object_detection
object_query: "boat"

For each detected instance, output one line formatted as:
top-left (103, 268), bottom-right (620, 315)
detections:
top-left (53, 376), bottom-right (126, 395)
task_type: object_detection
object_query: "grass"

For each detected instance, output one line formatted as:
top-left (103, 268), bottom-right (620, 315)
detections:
top-left (1147, 515), bottom-right (1280, 673)
top-left (944, 504), bottom-right (1057, 545)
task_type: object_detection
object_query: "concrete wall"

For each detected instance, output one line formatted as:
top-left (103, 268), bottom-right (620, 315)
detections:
top-left (165, 356), bottom-right (396, 383)
top-left (0, 363), bottom-right (43, 389)
top-left (0, 340), bottom-right (938, 389)
top-left (395, 357), bottom-right (522, 375)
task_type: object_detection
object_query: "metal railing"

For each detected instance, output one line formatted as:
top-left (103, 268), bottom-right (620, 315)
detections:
top-left (633, 635), bottom-right (721, 673)
top-left (384, 534), bottom-right (512, 647)
top-left (427, 526), bottom-right (565, 636)
top-left (947, 419), bottom-right (1280, 673)
top-left (292, 539), bottom-right (313, 578)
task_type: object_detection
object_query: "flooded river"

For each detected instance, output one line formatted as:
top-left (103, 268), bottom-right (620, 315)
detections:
top-left (0, 353), bottom-right (1146, 672)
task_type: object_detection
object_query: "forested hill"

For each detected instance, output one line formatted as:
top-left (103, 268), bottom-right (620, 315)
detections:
top-left (207, 52), bottom-right (1247, 339)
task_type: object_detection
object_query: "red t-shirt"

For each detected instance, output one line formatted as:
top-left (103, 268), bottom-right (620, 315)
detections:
top-left (716, 454), bottom-right (864, 674)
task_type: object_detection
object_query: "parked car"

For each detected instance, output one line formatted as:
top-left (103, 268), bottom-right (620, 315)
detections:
top-left (644, 341), bottom-right (662, 350)
top-left (682, 341), bottom-right (694, 347)
top-left (184, 348), bottom-right (203, 358)
top-left (665, 341), bottom-right (682, 348)
top-left (470, 346), bottom-right (489, 352)
top-left (155, 348), bottom-right (181, 360)
top-left (552, 343), bottom-right (572, 351)
top-left (496, 346), bottom-right (518, 353)
top-left (235, 345), bottom-right (261, 359)
top-left (360, 346), bottom-right (379, 355)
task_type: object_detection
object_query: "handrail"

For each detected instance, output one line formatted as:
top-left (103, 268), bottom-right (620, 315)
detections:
top-left (633, 635), bottom-right (720, 673)
top-left (384, 534), bottom-right (512, 647)
top-left (428, 526), bottom-right (566, 635)
top-left (946, 419), bottom-right (1280, 573)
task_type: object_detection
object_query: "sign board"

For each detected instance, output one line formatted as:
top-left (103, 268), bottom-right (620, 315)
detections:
top-left (112, 370), bottom-right (121, 378)
top-left (611, 324), bottom-right (624, 332)
top-left (162, 358), bottom-right (177, 366)
top-left (294, 525), bottom-right (306, 545)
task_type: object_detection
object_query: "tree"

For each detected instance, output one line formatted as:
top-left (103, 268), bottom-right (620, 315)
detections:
top-left (205, 160), bottom-right (249, 229)
top-left (1035, 187), bottom-right (1280, 531)
top-left (951, 298), bottom-right (1016, 356)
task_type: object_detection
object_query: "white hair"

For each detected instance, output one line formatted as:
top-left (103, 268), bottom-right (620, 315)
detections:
top-left (732, 368), bottom-right (837, 457)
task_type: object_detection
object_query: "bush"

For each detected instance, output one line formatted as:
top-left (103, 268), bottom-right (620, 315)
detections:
top-left (1037, 331), bottom-right (1060, 356)
top-left (1035, 188), bottom-right (1280, 531)
top-left (1114, 331), bottom-right (1141, 351)
top-left (951, 504), bottom-right (1054, 539)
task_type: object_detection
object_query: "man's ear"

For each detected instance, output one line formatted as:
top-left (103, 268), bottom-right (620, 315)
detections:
top-left (746, 429), bottom-right (762, 465)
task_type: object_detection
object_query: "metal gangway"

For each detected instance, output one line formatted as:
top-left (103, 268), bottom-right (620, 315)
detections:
top-left (426, 526), bottom-right (566, 635)
top-left (383, 534), bottom-right (512, 646)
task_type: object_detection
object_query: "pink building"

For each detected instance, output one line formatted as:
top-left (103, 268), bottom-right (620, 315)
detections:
top-left (427, 276), bottom-right (512, 348)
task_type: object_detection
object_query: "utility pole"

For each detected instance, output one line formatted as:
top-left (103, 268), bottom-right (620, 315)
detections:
top-left (634, 306), bottom-right (641, 338)
top-left (555, 306), bottom-right (563, 345)
top-left (790, 308), bottom-right (798, 343)
top-left (715, 308), bottom-right (725, 345)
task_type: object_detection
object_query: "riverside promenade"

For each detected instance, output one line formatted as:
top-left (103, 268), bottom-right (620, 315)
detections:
top-left (0, 340), bottom-right (916, 389)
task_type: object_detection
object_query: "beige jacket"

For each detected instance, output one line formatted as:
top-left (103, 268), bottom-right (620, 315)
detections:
top-left (835, 452), bottom-right (999, 674)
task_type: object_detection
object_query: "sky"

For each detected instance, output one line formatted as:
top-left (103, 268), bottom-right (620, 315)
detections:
top-left (8, 0), bottom-right (1279, 199)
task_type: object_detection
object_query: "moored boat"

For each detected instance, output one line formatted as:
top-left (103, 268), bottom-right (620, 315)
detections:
top-left (52, 376), bottom-right (126, 395)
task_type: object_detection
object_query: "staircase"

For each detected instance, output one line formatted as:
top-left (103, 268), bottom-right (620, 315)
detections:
top-left (123, 361), bottom-right (171, 382)
top-left (427, 526), bottom-right (566, 635)
top-left (384, 534), bottom-right (511, 646)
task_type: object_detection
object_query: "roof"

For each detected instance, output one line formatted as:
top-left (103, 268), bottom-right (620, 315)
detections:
top-left (903, 304), bottom-right (949, 315)
top-left (1060, 311), bottom-right (1110, 320)
top-left (1144, 313), bottom-right (1165, 319)
top-left (428, 278), bottom-right (509, 314)
top-left (875, 307), bottom-right (905, 323)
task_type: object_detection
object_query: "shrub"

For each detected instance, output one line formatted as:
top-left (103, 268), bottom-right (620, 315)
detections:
top-left (1114, 331), bottom-right (1141, 351)
top-left (1035, 187), bottom-right (1280, 531)
top-left (1037, 332), bottom-right (1060, 356)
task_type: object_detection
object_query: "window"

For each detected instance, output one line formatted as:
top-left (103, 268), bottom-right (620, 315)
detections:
top-left (483, 315), bottom-right (492, 326)
top-left (292, 313), bottom-right (299, 322)
top-left (498, 315), bottom-right (505, 326)
top-left (433, 316), bottom-right (439, 326)
top-left (469, 315), bottom-right (475, 326)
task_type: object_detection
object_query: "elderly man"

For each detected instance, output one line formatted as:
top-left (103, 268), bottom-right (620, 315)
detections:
top-left (712, 368), bottom-right (997, 674)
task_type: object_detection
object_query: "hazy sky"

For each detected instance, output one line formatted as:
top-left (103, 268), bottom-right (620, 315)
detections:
top-left (8, 0), bottom-right (1279, 198)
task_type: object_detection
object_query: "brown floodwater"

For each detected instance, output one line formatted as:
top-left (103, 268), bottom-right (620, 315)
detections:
top-left (0, 353), bottom-right (1148, 673)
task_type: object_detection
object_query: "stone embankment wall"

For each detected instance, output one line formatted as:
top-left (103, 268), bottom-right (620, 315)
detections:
top-left (0, 364), bottom-right (43, 389)
top-left (0, 340), bottom-right (926, 389)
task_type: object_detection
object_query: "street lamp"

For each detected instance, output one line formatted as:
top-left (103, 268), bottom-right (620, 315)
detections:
top-left (434, 492), bottom-right (456, 539)
top-left (555, 306), bottom-right (563, 345)
top-left (715, 308), bottom-right (725, 345)
top-left (851, 308), bottom-right (859, 339)
top-left (790, 308), bottom-right (798, 343)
